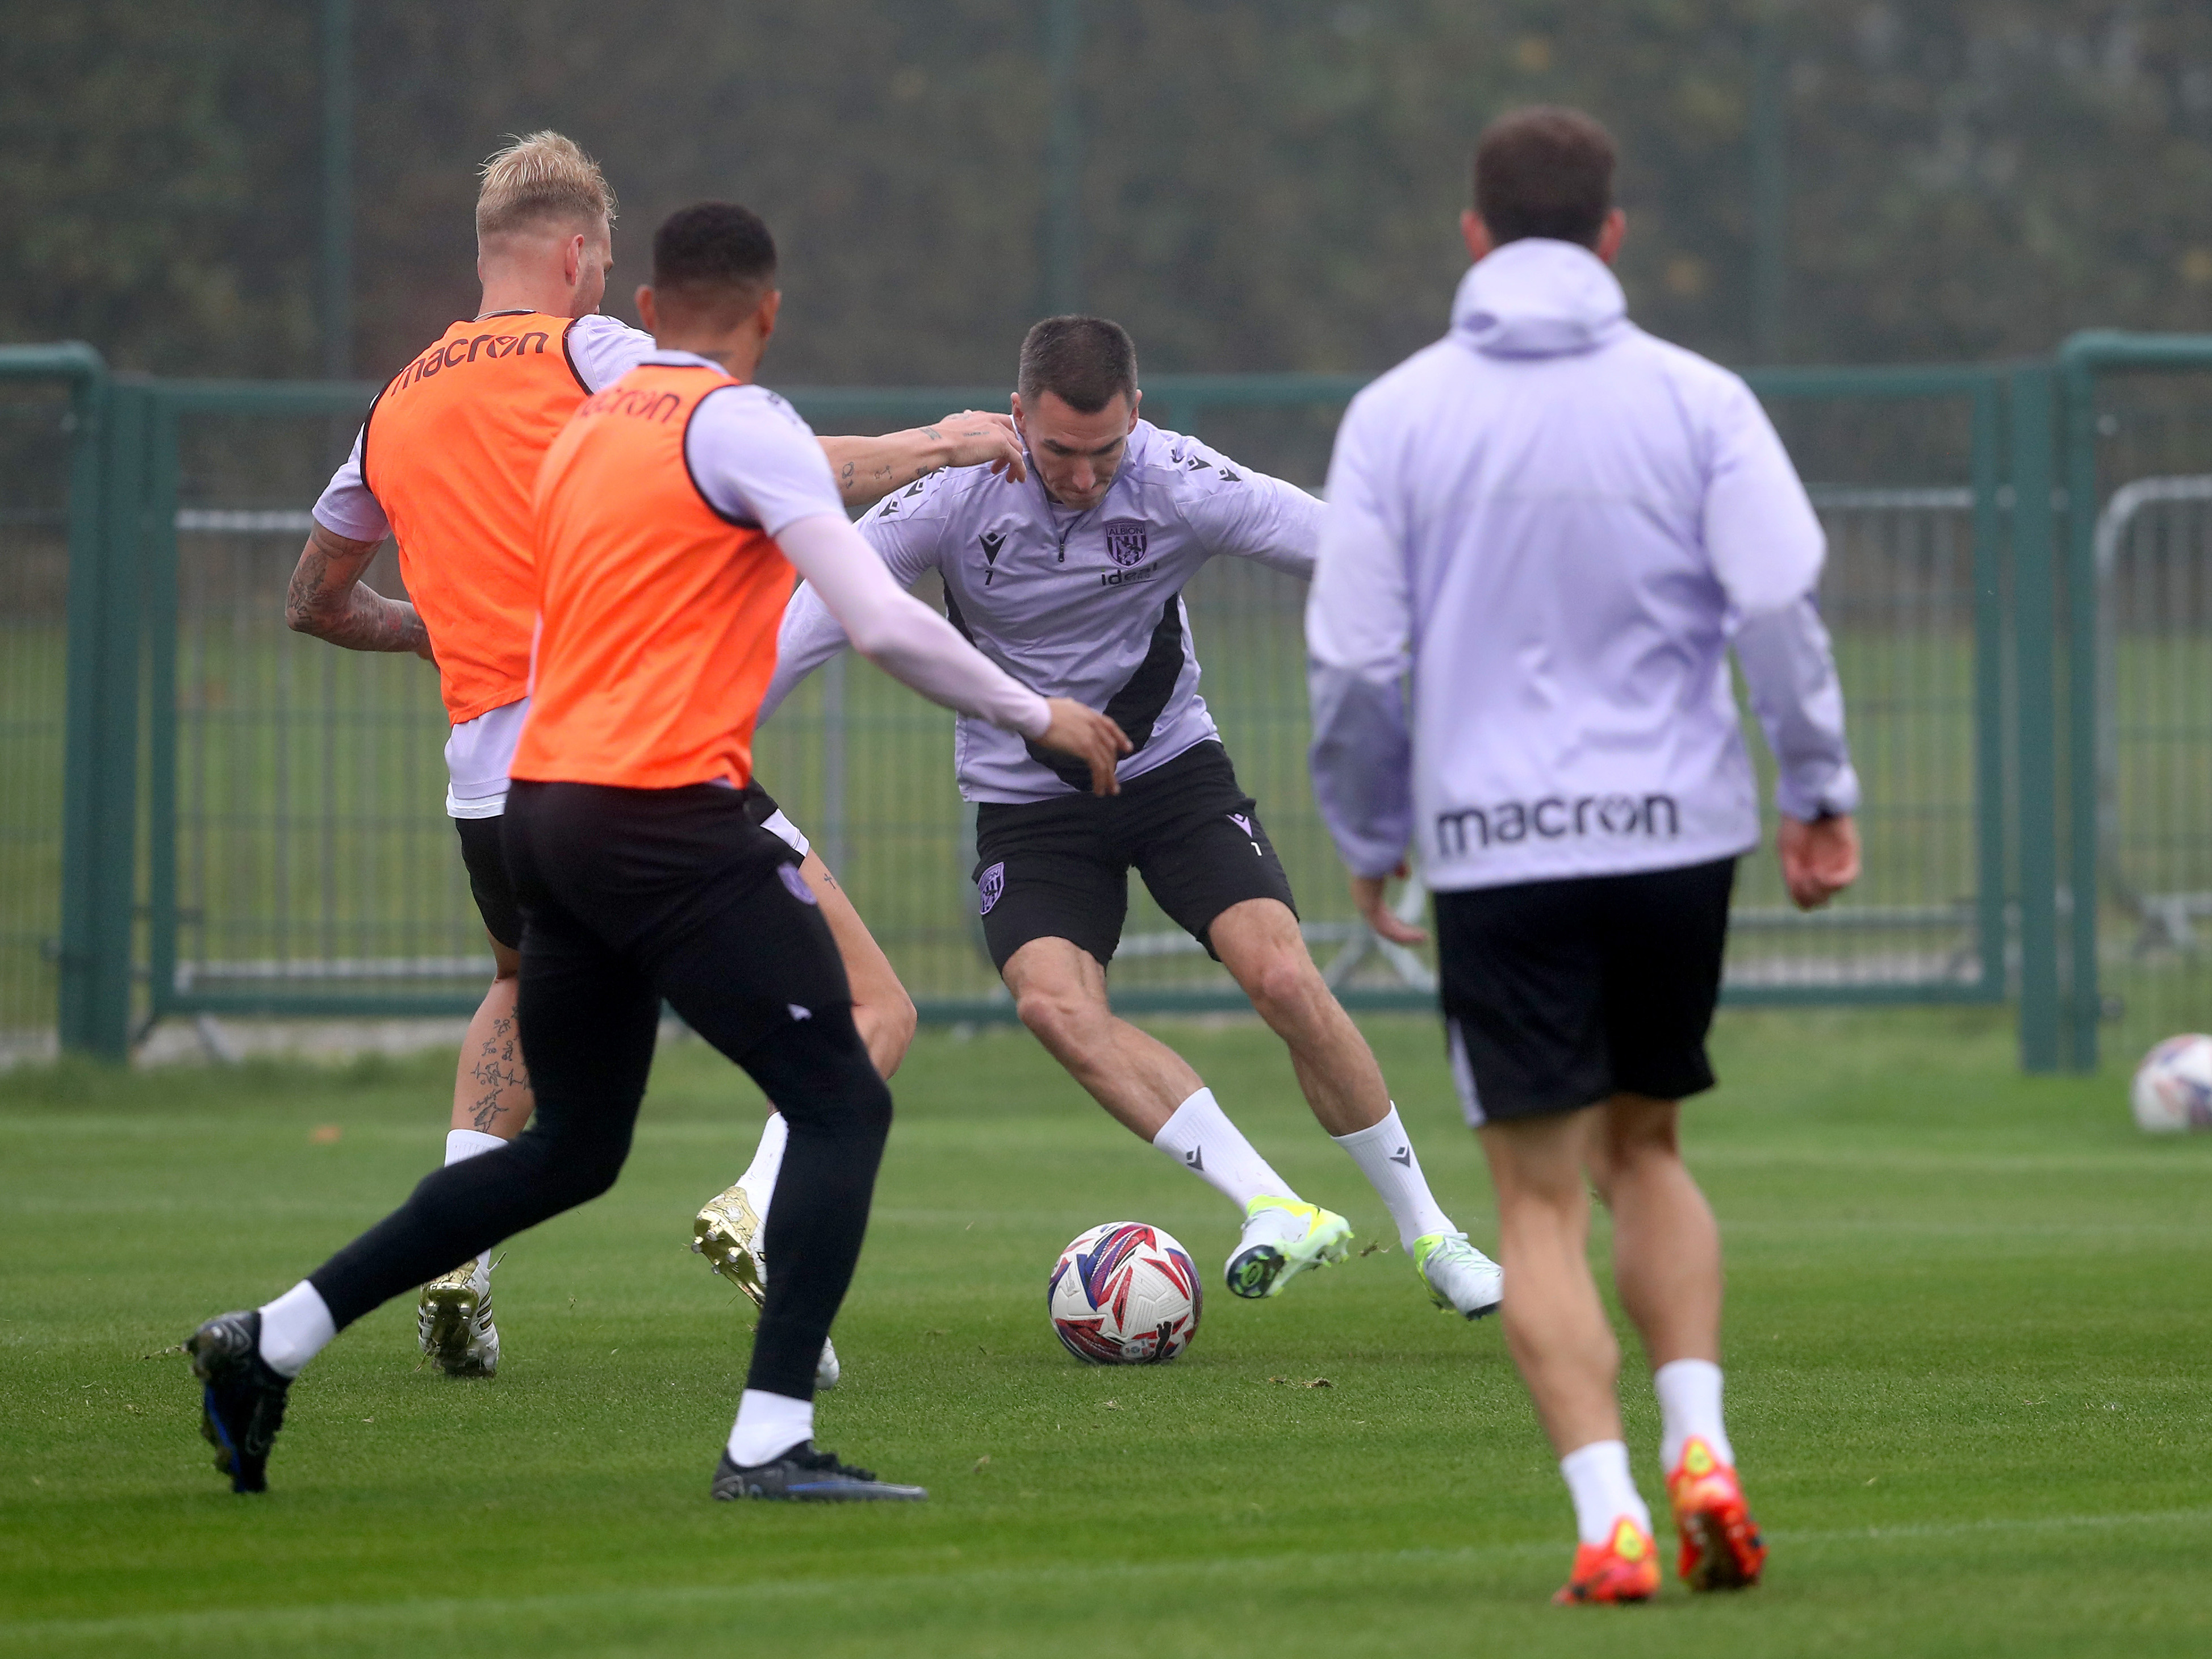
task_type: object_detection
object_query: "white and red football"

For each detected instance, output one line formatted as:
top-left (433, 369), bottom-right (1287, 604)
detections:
top-left (1047, 1222), bottom-right (1202, 1364)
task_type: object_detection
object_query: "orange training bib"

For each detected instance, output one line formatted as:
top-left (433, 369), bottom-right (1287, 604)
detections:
top-left (511, 365), bottom-right (792, 791)
top-left (362, 314), bottom-right (588, 724)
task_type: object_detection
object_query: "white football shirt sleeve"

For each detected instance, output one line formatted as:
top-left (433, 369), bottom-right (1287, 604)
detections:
top-left (1179, 448), bottom-right (1324, 578)
top-left (565, 314), bottom-right (658, 393)
top-left (1306, 400), bottom-right (1417, 879)
top-left (684, 386), bottom-right (847, 536)
top-left (310, 427), bottom-right (390, 543)
top-left (773, 513), bottom-right (1050, 738)
top-left (758, 484), bottom-right (953, 724)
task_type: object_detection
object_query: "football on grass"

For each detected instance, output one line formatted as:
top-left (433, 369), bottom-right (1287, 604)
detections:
top-left (1048, 1222), bottom-right (1202, 1364)
top-left (2130, 1034), bottom-right (2212, 1133)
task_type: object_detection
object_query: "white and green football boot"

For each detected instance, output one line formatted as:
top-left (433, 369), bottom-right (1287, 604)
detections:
top-left (693, 1182), bottom-right (841, 1390)
top-left (417, 1254), bottom-right (500, 1377)
top-left (1412, 1230), bottom-right (1503, 1319)
top-left (1224, 1196), bottom-right (1354, 1299)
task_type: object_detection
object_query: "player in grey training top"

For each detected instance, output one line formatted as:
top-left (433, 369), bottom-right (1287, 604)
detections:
top-left (1307, 107), bottom-right (1861, 1602)
top-left (763, 317), bottom-right (1505, 1319)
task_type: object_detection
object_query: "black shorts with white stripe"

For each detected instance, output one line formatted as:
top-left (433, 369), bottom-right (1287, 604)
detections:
top-left (970, 741), bottom-right (1297, 972)
top-left (1436, 856), bottom-right (1736, 1124)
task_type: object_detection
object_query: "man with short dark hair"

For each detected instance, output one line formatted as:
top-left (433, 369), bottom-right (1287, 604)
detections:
top-left (762, 314), bottom-right (1507, 1321)
top-left (184, 202), bottom-right (1128, 1501)
top-left (287, 131), bottom-right (1021, 1384)
top-left (1309, 105), bottom-right (1860, 1602)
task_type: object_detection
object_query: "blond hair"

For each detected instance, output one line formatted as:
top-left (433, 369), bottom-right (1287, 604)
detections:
top-left (475, 131), bottom-right (615, 241)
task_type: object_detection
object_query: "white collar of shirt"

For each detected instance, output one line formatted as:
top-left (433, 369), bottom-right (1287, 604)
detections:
top-left (639, 348), bottom-right (734, 374)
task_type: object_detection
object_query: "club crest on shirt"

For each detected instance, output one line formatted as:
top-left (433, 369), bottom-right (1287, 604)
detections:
top-left (778, 863), bottom-right (819, 906)
top-left (1103, 519), bottom-right (1149, 568)
top-left (977, 861), bottom-right (1006, 916)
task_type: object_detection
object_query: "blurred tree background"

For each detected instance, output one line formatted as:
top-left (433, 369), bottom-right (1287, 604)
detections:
top-left (3, 0), bottom-right (2210, 386)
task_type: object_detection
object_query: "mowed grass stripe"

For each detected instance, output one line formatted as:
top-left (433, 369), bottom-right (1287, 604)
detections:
top-left (9, 1505), bottom-right (2212, 1654)
top-left (4, 1009), bottom-right (2209, 1657)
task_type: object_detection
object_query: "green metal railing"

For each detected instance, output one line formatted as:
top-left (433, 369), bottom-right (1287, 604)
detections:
top-left (1, 345), bottom-right (112, 1063)
top-left (15, 337), bottom-right (2204, 1073)
top-left (2058, 333), bottom-right (2212, 1074)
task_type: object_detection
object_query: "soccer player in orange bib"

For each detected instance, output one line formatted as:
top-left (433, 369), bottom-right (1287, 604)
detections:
top-left (187, 200), bottom-right (1128, 1499)
top-left (287, 132), bottom-right (1025, 1381)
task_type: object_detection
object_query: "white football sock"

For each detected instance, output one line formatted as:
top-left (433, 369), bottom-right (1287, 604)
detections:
top-left (739, 1111), bottom-right (789, 1223)
top-left (726, 1388), bottom-right (814, 1466)
top-left (438, 1130), bottom-right (511, 1269)
top-left (1559, 1439), bottom-right (1652, 1547)
top-left (1655, 1357), bottom-right (1734, 1470)
top-left (256, 1280), bottom-right (336, 1378)
top-left (1331, 1105), bottom-right (1454, 1249)
top-left (1149, 1088), bottom-right (1295, 1210)
top-left (445, 1128), bottom-right (505, 1165)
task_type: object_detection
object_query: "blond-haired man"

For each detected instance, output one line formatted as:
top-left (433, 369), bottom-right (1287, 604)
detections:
top-left (288, 132), bottom-right (1022, 1381)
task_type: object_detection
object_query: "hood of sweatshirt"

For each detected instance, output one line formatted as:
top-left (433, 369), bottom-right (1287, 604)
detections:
top-left (1450, 237), bottom-right (1629, 358)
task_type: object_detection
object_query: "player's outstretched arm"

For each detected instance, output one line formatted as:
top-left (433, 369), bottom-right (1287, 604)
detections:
top-left (820, 411), bottom-right (1026, 509)
top-left (775, 512), bottom-right (1130, 795)
top-left (284, 523), bottom-right (432, 659)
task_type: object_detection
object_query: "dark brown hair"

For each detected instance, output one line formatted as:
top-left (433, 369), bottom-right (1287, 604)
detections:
top-left (1017, 316), bottom-right (1139, 413)
top-left (1473, 106), bottom-right (1617, 249)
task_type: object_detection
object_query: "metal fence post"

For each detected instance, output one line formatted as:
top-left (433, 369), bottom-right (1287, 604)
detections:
top-left (143, 392), bottom-right (182, 1030)
top-left (58, 375), bottom-right (143, 1059)
top-left (2010, 365), bottom-right (2062, 1073)
top-left (1970, 379), bottom-right (2008, 997)
top-left (2058, 356), bottom-right (2104, 1072)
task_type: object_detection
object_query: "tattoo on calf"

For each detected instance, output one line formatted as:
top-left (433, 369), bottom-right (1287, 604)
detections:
top-left (465, 1014), bottom-right (528, 1132)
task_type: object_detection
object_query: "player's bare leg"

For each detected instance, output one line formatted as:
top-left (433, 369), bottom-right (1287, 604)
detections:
top-left (1480, 1109), bottom-right (1622, 1450)
top-left (1479, 1107), bottom-right (1660, 1602)
top-left (695, 849), bottom-right (917, 1387)
top-left (1587, 1093), bottom-right (1762, 1590)
top-left (1210, 898), bottom-right (1500, 1316)
top-left (1209, 897), bottom-right (1383, 1135)
top-left (419, 931), bottom-right (530, 1377)
top-left (1587, 1096), bottom-right (1720, 1367)
top-left (1004, 935), bottom-right (1349, 1298)
top-left (1003, 937), bottom-right (1199, 1137)
top-left (805, 851), bottom-right (919, 1080)
top-left (452, 936), bottom-right (532, 1138)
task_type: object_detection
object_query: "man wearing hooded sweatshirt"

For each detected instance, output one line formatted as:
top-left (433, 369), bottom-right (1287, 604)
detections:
top-left (1306, 107), bottom-right (1862, 1604)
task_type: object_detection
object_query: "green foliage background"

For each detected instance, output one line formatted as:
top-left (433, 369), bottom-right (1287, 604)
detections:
top-left (6, 2), bottom-right (2212, 386)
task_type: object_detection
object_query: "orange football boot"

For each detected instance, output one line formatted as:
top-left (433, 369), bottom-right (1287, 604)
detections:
top-left (1553, 1516), bottom-right (1662, 1605)
top-left (1666, 1437), bottom-right (1766, 1590)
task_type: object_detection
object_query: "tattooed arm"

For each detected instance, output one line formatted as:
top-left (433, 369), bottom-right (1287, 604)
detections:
top-left (285, 523), bottom-right (434, 659)
top-left (818, 409), bottom-right (1027, 509)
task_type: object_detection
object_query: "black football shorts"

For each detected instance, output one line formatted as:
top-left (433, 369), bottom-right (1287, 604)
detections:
top-left (459, 776), bottom-right (801, 954)
top-left (454, 814), bottom-right (524, 951)
top-left (971, 741), bottom-right (1297, 971)
top-left (1435, 856), bottom-right (1736, 1124)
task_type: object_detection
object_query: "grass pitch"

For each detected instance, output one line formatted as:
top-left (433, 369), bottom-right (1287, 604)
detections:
top-left (2, 1008), bottom-right (2209, 1657)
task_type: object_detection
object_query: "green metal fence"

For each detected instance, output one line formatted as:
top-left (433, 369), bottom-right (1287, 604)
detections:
top-left (12, 336), bottom-right (2202, 1074)
top-left (2060, 333), bottom-right (2212, 1076)
top-left (1, 345), bottom-right (110, 1065)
